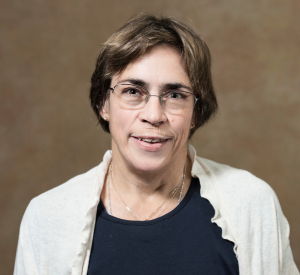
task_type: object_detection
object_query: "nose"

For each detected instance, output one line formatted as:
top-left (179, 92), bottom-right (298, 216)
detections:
top-left (139, 94), bottom-right (167, 126)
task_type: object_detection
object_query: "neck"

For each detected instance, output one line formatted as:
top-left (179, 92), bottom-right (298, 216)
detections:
top-left (110, 145), bottom-right (191, 199)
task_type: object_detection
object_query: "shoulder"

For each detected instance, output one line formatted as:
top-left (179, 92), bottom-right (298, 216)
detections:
top-left (195, 156), bottom-right (289, 241)
top-left (31, 165), bottom-right (98, 210)
top-left (21, 165), bottom-right (99, 235)
top-left (195, 156), bottom-right (278, 208)
top-left (21, 148), bottom-right (112, 233)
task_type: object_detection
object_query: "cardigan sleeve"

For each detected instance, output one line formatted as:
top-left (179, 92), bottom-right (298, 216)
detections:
top-left (234, 176), bottom-right (300, 274)
top-left (273, 192), bottom-right (299, 274)
top-left (235, 175), bottom-right (299, 274)
top-left (14, 200), bottom-right (40, 275)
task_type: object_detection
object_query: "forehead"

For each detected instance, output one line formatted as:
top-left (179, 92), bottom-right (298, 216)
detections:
top-left (111, 45), bottom-right (191, 88)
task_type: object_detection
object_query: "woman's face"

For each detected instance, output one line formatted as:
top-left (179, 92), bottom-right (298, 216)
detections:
top-left (101, 45), bottom-right (194, 172)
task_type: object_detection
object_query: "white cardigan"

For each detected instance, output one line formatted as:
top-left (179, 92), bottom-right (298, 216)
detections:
top-left (14, 145), bottom-right (299, 275)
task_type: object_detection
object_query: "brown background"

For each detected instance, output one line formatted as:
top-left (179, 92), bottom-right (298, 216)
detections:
top-left (0, 0), bottom-right (299, 273)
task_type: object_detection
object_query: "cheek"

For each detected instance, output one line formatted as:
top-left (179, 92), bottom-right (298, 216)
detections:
top-left (109, 106), bottom-right (137, 138)
top-left (170, 115), bottom-right (192, 139)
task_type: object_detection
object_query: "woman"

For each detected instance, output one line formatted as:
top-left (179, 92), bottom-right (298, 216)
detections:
top-left (14, 14), bottom-right (299, 274)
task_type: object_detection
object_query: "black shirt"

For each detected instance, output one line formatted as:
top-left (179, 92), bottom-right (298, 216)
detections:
top-left (88, 177), bottom-right (239, 274)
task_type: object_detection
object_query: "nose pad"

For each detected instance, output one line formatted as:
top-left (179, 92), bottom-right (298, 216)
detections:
top-left (140, 95), bottom-right (167, 125)
top-left (146, 95), bottom-right (163, 106)
top-left (146, 95), bottom-right (166, 113)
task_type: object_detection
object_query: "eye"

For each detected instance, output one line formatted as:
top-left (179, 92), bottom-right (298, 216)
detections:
top-left (164, 91), bottom-right (187, 99)
top-left (123, 87), bottom-right (142, 96)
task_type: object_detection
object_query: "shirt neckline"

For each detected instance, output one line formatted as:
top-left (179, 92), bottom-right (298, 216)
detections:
top-left (98, 177), bottom-right (198, 226)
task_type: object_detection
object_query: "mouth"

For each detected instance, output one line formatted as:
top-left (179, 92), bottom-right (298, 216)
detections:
top-left (130, 135), bottom-right (170, 151)
top-left (135, 137), bottom-right (168, 143)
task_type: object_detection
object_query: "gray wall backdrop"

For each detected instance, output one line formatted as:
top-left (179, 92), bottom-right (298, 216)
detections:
top-left (1, 0), bottom-right (299, 273)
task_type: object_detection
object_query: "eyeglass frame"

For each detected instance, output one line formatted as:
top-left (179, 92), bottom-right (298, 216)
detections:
top-left (108, 83), bottom-right (199, 111)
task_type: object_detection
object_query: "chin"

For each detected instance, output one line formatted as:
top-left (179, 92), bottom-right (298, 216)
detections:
top-left (133, 163), bottom-right (165, 173)
top-left (128, 152), bottom-right (170, 173)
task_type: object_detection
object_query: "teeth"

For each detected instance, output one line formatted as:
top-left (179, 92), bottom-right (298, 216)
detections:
top-left (137, 138), bottom-right (165, 143)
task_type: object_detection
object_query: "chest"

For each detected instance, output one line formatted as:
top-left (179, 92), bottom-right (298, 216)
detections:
top-left (88, 179), bottom-right (239, 275)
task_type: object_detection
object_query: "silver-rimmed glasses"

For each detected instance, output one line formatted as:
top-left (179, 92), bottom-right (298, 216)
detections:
top-left (109, 83), bottom-right (198, 115)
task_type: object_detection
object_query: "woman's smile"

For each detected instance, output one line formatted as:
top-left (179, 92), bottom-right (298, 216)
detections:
top-left (130, 135), bottom-right (170, 152)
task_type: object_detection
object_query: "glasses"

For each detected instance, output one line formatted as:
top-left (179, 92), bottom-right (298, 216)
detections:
top-left (109, 83), bottom-right (198, 115)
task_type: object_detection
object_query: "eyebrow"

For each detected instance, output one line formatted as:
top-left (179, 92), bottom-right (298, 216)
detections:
top-left (117, 78), bottom-right (192, 92)
top-left (163, 83), bottom-right (192, 92)
top-left (117, 78), bottom-right (147, 87)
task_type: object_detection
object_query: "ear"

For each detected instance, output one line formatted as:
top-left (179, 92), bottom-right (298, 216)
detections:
top-left (100, 99), bottom-right (110, 121)
top-left (190, 112), bottom-right (195, 129)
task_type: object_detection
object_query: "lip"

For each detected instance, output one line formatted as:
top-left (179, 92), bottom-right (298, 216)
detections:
top-left (130, 136), bottom-right (170, 152)
top-left (131, 135), bottom-right (170, 140)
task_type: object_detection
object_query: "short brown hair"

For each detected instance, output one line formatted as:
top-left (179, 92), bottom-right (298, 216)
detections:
top-left (90, 14), bottom-right (218, 137)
